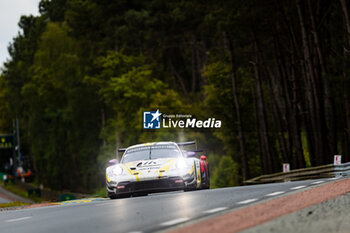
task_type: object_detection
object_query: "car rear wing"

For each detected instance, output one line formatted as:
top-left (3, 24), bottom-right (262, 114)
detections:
top-left (182, 149), bottom-right (203, 153)
top-left (118, 148), bottom-right (127, 152)
top-left (183, 149), bottom-right (204, 157)
top-left (177, 141), bottom-right (196, 147)
top-left (118, 140), bottom-right (197, 153)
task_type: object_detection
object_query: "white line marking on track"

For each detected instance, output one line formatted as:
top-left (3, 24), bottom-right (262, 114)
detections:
top-left (127, 231), bottom-right (143, 233)
top-left (237, 198), bottom-right (258, 204)
top-left (5, 216), bottom-right (32, 223)
top-left (265, 191), bottom-right (285, 196)
top-left (203, 207), bottom-right (228, 213)
top-left (328, 177), bottom-right (341, 180)
top-left (290, 185), bottom-right (306, 190)
top-left (160, 217), bottom-right (189, 226)
top-left (311, 180), bottom-right (325, 184)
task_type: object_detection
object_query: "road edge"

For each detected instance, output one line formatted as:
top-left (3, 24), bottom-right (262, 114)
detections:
top-left (166, 177), bottom-right (350, 233)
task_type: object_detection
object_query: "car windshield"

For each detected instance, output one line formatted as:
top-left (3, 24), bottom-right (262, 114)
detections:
top-left (121, 144), bottom-right (182, 163)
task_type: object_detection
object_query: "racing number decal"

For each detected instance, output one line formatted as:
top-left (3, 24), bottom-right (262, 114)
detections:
top-left (143, 161), bottom-right (157, 165)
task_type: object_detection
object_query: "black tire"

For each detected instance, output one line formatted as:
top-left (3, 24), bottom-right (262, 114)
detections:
top-left (200, 172), bottom-right (206, 189)
top-left (200, 164), bottom-right (210, 189)
top-left (206, 165), bottom-right (210, 189)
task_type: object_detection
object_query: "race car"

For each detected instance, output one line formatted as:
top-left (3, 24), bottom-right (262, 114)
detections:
top-left (106, 141), bottom-right (209, 198)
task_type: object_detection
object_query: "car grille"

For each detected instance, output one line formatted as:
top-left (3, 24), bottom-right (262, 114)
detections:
top-left (134, 179), bottom-right (169, 191)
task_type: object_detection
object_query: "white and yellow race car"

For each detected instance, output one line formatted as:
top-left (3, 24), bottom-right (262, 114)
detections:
top-left (106, 141), bottom-right (209, 198)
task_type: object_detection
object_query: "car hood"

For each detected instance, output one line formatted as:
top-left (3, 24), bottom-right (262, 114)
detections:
top-left (122, 158), bottom-right (177, 171)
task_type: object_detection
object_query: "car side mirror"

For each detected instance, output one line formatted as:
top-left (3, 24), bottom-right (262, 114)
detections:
top-left (200, 155), bottom-right (207, 160)
top-left (108, 159), bottom-right (118, 165)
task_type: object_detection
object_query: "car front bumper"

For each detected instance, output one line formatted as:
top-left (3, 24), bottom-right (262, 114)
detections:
top-left (107, 176), bottom-right (192, 196)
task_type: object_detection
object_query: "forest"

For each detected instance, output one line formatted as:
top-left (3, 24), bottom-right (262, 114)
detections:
top-left (0, 0), bottom-right (349, 192)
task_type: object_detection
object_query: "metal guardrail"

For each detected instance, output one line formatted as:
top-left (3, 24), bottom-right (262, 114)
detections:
top-left (245, 162), bottom-right (350, 184)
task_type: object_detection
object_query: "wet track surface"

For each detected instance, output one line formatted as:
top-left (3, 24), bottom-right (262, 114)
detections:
top-left (0, 178), bottom-right (341, 233)
top-left (0, 196), bottom-right (11, 204)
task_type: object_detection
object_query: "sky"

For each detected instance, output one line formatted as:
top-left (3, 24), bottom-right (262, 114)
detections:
top-left (0, 0), bottom-right (40, 70)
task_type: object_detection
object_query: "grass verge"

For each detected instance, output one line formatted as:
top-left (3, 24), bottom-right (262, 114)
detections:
top-left (0, 202), bottom-right (30, 208)
top-left (0, 182), bottom-right (43, 203)
top-left (93, 187), bottom-right (107, 198)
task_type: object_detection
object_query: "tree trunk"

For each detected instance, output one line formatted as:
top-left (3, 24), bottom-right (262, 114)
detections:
top-left (262, 58), bottom-right (290, 166)
top-left (340, 0), bottom-right (350, 46)
top-left (307, 0), bottom-right (334, 161)
top-left (101, 107), bottom-right (106, 147)
top-left (340, 0), bottom-right (350, 161)
top-left (191, 35), bottom-right (197, 94)
top-left (290, 46), bottom-right (306, 168)
top-left (169, 60), bottom-right (188, 95)
top-left (276, 3), bottom-right (306, 168)
top-left (268, 36), bottom-right (293, 165)
top-left (296, 0), bottom-right (324, 165)
top-left (223, 32), bottom-right (250, 180)
top-left (252, 86), bottom-right (267, 174)
top-left (253, 40), bottom-right (273, 174)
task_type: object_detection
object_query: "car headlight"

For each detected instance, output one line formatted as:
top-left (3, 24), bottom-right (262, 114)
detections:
top-left (176, 159), bottom-right (187, 169)
top-left (107, 166), bottom-right (123, 179)
top-left (112, 166), bottom-right (123, 176)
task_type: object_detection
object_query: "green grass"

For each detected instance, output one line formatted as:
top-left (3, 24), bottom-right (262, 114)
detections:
top-left (92, 187), bottom-right (107, 198)
top-left (2, 183), bottom-right (27, 197)
top-left (0, 202), bottom-right (30, 208)
top-left (1, 183), bottom-right (43, 203)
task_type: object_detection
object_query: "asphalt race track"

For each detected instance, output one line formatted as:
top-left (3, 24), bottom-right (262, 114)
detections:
top-left (0, 178), bottom-right (341, 233)
top-left (0, 196), bottom-right (11, 204)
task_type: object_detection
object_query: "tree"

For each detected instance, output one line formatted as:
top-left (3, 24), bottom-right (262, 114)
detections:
top-left (212, 156), bottom-right (239, 188)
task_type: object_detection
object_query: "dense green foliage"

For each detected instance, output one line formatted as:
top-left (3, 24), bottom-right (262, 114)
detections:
top-left (212, 156), bottom-right (239, 188)
top-left (1, 0), bottom-right (350, 192)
